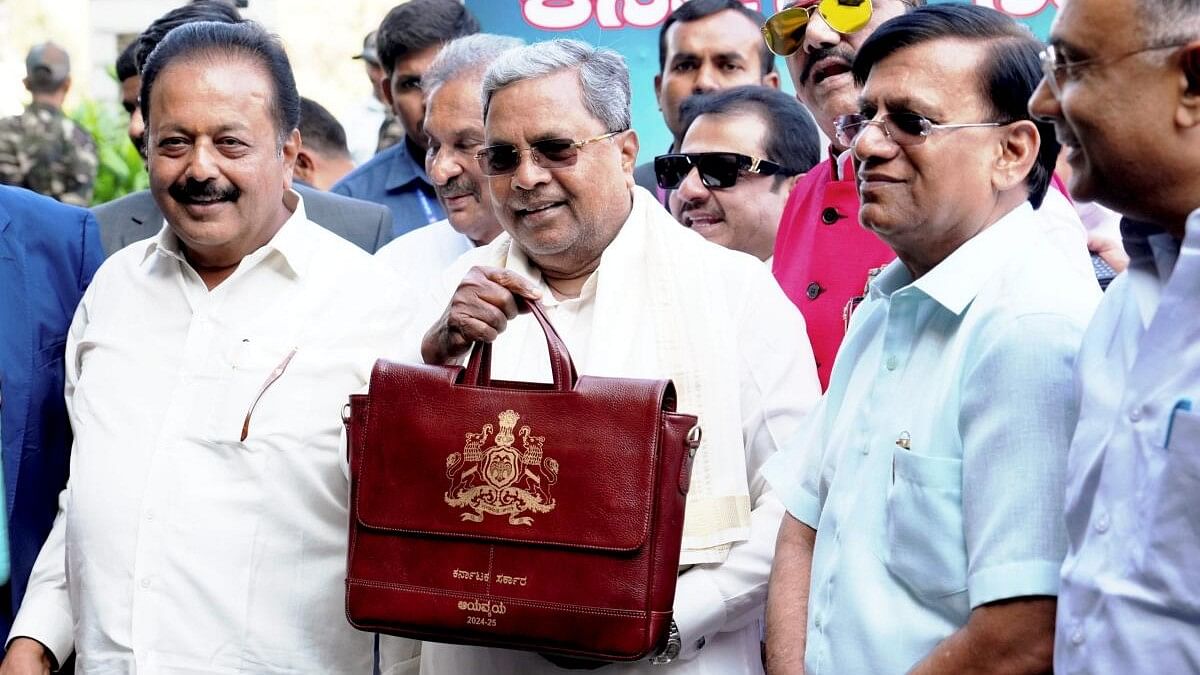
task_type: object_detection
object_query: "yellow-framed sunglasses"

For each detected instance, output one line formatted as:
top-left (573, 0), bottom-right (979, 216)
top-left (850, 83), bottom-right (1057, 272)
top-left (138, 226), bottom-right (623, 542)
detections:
top-left (761, 0), bottom-right (874, 56)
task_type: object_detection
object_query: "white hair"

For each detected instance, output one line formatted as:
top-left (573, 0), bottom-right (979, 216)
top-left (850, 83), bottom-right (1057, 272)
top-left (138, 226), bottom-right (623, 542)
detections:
top-left (480, 39), bottom-right (631, 132)
top-left (422, 33), bottom-right (525, 96)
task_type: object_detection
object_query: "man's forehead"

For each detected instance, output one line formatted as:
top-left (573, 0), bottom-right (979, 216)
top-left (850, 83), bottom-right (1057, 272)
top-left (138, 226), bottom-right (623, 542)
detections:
top-left (1047, 0), bottom-right (1129, 56)
top-left (858, 39), bottom-right (988, 113)
top-left (667, 8), bottom-right (761, 47)
top-left (683, 112), bottom-right (767, 154)
top-left (486, 71), bottom-right (596, 135)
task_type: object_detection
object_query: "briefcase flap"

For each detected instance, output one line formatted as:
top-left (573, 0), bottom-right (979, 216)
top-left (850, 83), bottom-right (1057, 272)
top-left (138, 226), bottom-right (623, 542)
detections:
top-left (354, 359), bottom-right (679, 554)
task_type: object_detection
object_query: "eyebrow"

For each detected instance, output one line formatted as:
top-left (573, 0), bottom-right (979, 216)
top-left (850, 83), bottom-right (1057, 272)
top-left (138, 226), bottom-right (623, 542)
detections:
top-left (156, 122), bottom-right (250, 136)
top-left (859, 93), bottom-right (943, 116)
top-left (1047, 36), bottom-right (1090, 59)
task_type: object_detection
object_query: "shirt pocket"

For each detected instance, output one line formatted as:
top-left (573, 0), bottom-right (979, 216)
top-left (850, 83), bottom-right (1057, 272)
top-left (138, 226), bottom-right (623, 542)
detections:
top-left (1142, 407), bottom-right (1200, 613)
top-left (207, 338), bottom-right (298, 443)
top-left (883, 450), bottom-right (968, 599)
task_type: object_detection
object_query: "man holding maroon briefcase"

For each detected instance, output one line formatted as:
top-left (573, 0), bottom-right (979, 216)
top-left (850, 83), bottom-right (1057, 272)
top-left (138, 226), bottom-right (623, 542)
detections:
top-left (411, 39), bottom-right (821, 673)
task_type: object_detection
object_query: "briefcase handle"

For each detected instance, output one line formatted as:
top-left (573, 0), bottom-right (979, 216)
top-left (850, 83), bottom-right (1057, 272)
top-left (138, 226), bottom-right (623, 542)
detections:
top-left (462, 299), bottom-right (579, 392)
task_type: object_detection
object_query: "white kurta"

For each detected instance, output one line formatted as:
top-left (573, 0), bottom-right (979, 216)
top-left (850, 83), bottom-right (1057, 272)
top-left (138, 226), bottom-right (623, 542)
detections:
top-left (417, 188), bottom-right (822, 674)
top-left (10, 194), bottom-right (419, 673)
top-left (375, 217), bottom-right (473, 283)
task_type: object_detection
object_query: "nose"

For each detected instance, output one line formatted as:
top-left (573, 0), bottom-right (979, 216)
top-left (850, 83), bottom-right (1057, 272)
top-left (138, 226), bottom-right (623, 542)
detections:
top-left (851, 120), bottom-right (899, 164)
top-left (803, 9), bottom-right (842, 56)
top-left (1028, 77), bottom-right (1062, 124)
top-left (676, 166), bottom-right (711, 204)
top-left (510, 150), bottom-right (551, 192)
top-left (428, 146), bottom-right (463, 186)
top-left (693, 62), bottom-right (719, 93)
top-left (186, 139), bottom-right (221, 182)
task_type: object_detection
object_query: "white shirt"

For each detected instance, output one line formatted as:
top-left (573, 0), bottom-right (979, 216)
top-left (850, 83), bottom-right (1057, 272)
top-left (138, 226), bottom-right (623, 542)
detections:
top-left (1055, 211), bottom-right (1200, 673)
top-left (10, 194), bottom-right (419, 673)
top-left (375, 218), bottom-right (473, 283)
top-left (765, 203), bottom-right (1101, 673)
top-left (418, 195), bottom-right (821, 674)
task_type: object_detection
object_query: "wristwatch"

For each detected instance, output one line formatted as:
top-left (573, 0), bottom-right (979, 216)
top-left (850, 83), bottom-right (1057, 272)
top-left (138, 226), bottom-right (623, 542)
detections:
top-left (649, 620), bottom-right (682, 665)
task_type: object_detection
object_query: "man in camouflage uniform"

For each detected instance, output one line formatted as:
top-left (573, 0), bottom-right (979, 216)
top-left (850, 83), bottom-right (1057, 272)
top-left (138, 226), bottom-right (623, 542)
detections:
top-left (0, 42), bottom-right (98, 206)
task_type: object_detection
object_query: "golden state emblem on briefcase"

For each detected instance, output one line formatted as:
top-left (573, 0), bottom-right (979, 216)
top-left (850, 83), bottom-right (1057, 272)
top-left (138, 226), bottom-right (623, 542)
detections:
top-left (445, 410), bottom-right (559, 525)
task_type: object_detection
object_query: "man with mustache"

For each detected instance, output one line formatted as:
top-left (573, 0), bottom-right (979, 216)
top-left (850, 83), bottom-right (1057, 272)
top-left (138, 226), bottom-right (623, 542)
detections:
top-left (2, 21), bottom-right (417, 674)
top-left (663, 85), bottom-right (819, 262)
top-left (375, 34), bottom-right (522, 281)
top-left (764, 0), bottom-right (1090, 390)
top-left (1029, 0), bottom-right (1200, 671)
top-left (416, 39), bottom-right (820, 674)
top-left (762, 6), bottom-right (1100, 674)
top-left (96, 0), bottom-right (393, 256)
top-left (332, 0), bottom-right (480, 238)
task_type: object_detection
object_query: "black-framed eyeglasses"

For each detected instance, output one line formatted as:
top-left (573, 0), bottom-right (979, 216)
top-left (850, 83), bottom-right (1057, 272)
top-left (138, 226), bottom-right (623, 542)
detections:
top-left (654, 152), bottom-right (795, 190)
top-left (1038, 42), bottom-right (1191, 97)
top-left (474, 130), bottom-right (625, 176)
top-left (834, 112), bottom-right (1003, 148)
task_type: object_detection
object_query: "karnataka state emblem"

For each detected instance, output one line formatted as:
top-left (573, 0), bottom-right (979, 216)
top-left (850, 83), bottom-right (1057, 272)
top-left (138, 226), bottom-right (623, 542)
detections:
top-left (445, 410), bottom-right (559, 526)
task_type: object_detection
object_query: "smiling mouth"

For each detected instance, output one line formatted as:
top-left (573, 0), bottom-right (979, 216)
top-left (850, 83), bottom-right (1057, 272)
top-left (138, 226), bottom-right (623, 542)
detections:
top-left (684, 213), bottom-right (721, 227)
top-left (515, 202), bottom-right (562, 217)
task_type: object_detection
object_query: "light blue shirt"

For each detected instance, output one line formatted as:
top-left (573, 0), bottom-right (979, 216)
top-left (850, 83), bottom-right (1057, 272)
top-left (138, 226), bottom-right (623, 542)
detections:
top-left (764, 203), bottom-right (1101, 674)
top-left (1055, 210), bottom-right (1200, 674)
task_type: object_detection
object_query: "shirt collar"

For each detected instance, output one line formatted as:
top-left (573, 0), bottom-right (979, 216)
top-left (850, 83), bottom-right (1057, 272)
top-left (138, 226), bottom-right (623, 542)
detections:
top-left (385, 138), bottom-right (434, 192)
top-left (869, 202), bottom-right (1036, 315)
top-left (139, 189), bottom-right (315, 278)
top-left (1120, 212), bottom-right (1193, 285)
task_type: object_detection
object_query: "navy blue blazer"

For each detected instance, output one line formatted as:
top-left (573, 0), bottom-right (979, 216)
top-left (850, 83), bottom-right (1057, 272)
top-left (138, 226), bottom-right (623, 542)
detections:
top-left (0, 186), bottom-right (102, 638)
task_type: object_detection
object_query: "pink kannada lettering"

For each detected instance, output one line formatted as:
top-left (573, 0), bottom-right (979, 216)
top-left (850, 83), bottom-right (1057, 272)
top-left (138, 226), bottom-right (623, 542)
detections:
top-left (523, 0), bottom-right (767, 31)
top-left (972, 0), bottom-right (1059, 17)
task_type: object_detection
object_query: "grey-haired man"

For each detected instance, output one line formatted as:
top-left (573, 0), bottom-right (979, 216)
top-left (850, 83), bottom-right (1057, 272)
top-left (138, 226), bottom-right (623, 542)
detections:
top-left (414, 38), bottom-right (820, 674)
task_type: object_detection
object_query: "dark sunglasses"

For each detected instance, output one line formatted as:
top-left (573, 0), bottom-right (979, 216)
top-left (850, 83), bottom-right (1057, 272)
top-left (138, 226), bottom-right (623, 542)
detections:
top-left (654, 152), bottom-right (795, 190)
top-left (475, 130), bottom-right (624, 176)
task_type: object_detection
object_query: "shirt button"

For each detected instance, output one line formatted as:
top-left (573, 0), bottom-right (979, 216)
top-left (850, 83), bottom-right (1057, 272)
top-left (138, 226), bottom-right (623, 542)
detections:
top-left (821, 207), bottom-right (842, 225)
top-left (1095, 512), bottom-right (1109, 533)
top-left (806, 282), bottom-right (824, 300)
top-left (145, 510), bottom-right (155, 521)
top-left (140, 578), bottom-right (151, 590)
top-left (885, 355), bottom-right (898, 371)
top-left (1129, 406), bottom-right (1143, 422)
top-left (1071, 629), bottom-right (1085, 646)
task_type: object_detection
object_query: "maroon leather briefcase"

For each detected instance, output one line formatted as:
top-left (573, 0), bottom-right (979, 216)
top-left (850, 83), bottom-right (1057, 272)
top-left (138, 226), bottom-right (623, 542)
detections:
top-left (344, 302), bottom-right (699, 661)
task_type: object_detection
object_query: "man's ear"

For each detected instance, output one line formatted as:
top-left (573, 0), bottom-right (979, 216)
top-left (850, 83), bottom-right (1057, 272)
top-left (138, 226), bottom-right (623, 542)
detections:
top-left (762, 71), bottom-right (781, 90)
top-left (993, 120), bottom-right (1039, 194)
top-left (653, 73), bottom-right (664, 112)
top-left (1176, 43), bottom-right (1200, 128)
top-left (780, 171), bottom-right (802, 194)
top-left (294, 149), bottom-right (316, 186)
top-left (619, 129), bottom-right (640, 188)
top-left (281, 128), bottom-right (302, 187)
top-left (380, 71), bottom-right (396, 111)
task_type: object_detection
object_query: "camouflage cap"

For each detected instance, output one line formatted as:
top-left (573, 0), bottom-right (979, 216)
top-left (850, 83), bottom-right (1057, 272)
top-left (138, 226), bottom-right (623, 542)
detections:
top-left (352, 30), bottom-right (380, 65)
top-left (25, 42), bottom-right (71, 89)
